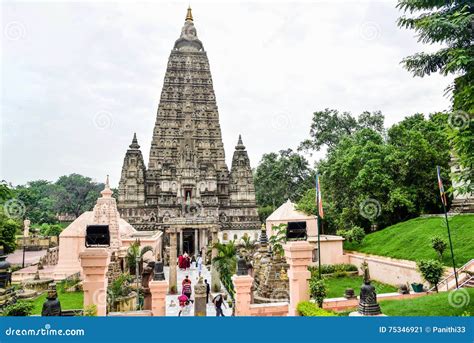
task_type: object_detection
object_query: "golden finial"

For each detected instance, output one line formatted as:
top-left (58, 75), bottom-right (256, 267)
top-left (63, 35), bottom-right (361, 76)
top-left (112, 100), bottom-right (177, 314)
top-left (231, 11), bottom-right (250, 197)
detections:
top-left (186, 6), bottom-right (193, 22)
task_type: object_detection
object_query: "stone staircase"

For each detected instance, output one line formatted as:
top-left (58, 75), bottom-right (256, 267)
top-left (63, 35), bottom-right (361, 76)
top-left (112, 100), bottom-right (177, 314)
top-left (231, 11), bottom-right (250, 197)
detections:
top-left (449, 197), bottom-right (474, 214)
top-left (459, 276), bottom-right (474, 288)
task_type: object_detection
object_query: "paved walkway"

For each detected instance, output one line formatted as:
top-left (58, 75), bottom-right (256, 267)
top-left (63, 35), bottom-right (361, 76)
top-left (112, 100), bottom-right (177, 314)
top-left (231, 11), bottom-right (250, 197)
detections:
top-left (6, 249), bottom-right (47, 266)
top-left (164, 264), bottom-right (233, 317)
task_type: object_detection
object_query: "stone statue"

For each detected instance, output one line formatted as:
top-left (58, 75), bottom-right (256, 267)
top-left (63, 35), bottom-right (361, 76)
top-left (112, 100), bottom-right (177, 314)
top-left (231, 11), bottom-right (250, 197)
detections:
top-left (41, 283), bottom-right (61, 316)
top-left (141, 261), bottom-right (155, 288)
top-left (23, 219), bottom-right (30, 238)
top-left (357, 261), bottom-right (381, 316)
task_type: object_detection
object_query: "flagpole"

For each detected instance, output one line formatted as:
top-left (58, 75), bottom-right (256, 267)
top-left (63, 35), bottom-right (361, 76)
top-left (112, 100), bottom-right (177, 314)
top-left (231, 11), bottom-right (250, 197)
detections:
top-left (442, 200), bottom-right (459, 289)
top-left (316, 174), bottom-right (322, 279)
top-left (437, 166), bottom-right (459, 289)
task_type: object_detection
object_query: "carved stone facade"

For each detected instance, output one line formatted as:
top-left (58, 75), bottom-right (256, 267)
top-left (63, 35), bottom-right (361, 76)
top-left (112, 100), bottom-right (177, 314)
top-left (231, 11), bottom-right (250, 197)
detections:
top-left (118, 8), bottom-right (260, 255)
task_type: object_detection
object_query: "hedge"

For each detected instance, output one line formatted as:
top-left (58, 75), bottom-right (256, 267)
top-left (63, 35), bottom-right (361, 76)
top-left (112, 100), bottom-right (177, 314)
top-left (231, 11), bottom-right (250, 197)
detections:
top-left (297, 301), bottom-right (336, 316)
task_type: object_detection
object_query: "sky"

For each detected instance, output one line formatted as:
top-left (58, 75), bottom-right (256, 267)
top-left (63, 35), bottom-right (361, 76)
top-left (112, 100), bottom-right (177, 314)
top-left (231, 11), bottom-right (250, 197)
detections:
top-left (1, 0), bottom-right (453, 187)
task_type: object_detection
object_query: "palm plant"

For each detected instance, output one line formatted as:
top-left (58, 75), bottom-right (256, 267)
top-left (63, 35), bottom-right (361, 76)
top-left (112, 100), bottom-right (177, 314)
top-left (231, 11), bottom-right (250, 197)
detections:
top-left (126, 239), bottom-right (154, 275)
top-left (212, 241), bottom-right (237, 278)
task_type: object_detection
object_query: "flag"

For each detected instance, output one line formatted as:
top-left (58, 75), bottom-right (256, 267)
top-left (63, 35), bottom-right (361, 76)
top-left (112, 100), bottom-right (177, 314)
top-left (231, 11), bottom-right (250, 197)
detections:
top-left (315, 173), bottom-right (324, 219)
top-left (437, 166), bottom-right (447, 207)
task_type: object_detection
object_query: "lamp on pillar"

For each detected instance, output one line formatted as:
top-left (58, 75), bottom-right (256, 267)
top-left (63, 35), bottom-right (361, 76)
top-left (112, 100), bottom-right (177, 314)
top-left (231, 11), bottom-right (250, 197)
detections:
top-left (153, 261), bottom-right (166, 281)
top-left (236, 255), bottom-right (248, 276)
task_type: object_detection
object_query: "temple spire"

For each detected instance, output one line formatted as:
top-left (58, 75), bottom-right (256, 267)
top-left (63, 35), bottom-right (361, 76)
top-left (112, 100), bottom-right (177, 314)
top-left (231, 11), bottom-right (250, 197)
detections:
top-left (129, 132), bottom-right (140, 149)
top-left (186, 6), bottom-right (193, 22)
top-left (235, 134), bottom-right (245, 150)
top-left (101, 175), bottom-right (113, 198)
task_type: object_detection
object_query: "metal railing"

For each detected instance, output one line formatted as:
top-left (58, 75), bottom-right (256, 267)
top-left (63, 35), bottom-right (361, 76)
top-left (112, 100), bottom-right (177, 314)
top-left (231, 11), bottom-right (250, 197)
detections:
top-left (430, 259), bottom-right (474, 291)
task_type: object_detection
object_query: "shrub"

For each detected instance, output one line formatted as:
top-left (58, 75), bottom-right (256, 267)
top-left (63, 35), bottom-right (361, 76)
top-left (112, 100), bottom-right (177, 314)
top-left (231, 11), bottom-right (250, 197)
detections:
top-left (337, 226), bottom-right (366, 244)
top-left (431, 236), bottom-right (447, 260)
top-left (309, 278), bottom-right (327, 308)
top-left (297, 301), bottom-right (336, 316)
top-left (309, 263), bottom-right (357, 277)
top-left (83, 304), bottom-right (97, 316)
top-left (3, 301), bottom-right (33, 316)
top-left (417, 259), bottom-right (444, 292)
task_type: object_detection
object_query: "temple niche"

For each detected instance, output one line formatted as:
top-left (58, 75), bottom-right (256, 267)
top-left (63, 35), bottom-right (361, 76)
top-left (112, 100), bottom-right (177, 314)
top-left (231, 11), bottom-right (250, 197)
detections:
top-left (117, 8), bottom-right (260, 257)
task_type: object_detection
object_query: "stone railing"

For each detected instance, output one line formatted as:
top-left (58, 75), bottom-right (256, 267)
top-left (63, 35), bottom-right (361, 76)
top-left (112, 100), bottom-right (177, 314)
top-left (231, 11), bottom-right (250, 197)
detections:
top-left (39, 247), bottom-right (59, 266)
top-left (17, 236), bottom-right (58, 250)
top-left (249, 302), bottom-right (289, 316)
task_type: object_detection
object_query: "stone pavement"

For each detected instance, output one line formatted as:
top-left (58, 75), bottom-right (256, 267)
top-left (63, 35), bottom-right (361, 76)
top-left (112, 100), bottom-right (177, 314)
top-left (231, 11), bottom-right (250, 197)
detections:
top-left (6, 249), bottom-right (47, 266)
top-left (164, 264), bottom-right (233, 317)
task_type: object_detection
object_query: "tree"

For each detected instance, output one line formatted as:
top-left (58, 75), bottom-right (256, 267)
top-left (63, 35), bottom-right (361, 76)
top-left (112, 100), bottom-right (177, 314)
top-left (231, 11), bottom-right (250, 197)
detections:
top-left (53, 174), bottom-right (104, 218)
top-left (431, 236), bottom-right (448, 261)
top-left (268, 224), bottom-right (287, 257)
top-left (397, 0), bottom-right (473, 194)
top-left (212, 241), bottom-right (237, 280)
top-left (298, 109), bottom-right (385, 153)
top-left (254, 149), bottom-right (314, 209)
top-left (125, 240), bottom-right (154, 275)
top-left (309, 278), bottom-right (327, 308)
top-left (417, 259), bottom-right (444, 292)
top-left (299, 113), bottom-right (452, 233)
top-left (0, 214), bottom-right (19, 253)
top-left (15, 180), bottom-right (59, 224)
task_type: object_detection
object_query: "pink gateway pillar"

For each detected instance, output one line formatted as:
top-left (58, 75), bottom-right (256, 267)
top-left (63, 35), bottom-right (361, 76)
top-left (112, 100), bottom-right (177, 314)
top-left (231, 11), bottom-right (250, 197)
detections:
top-left (80, 248), bottom-right (110, 316)
top-left (283, 241), bottom-right (313, 316)
top-left (149, 280), bottom-right (168, 316)
top-left (232, 274), bottom-right (254, 316)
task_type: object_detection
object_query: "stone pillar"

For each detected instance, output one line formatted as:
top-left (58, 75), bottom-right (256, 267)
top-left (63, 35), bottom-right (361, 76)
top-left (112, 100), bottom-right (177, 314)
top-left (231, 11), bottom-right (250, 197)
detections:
top-left (80, 248), bottom-right (110, 316)
top-left (23, 219), bottom-right (30, 238)
top-left (283, 241), bottom-right (313, 316)
top-left (149, 280), bottom-right (168, 316)
top-left (193, 277), bottom-right (207, 316)
top-left (168, 228), bottom-right (178, 294)
top-left (194, 228), bottom-right (199, 257)
top-left (179, 229), bottom-right (184, 255)
top-left (232, 274), bottom-right (254, 316)
top-left (211, 227), bottom-right (220, 291)
top-left (202, 229), bottom-right (208, 264)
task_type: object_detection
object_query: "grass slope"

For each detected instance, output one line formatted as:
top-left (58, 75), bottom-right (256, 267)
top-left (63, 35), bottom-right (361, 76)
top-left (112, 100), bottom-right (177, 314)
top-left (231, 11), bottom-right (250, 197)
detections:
top-left (324, 276), bottom-right (397, 298)
top-left (380, 288), bottom-right (474, 316)
top-left (344, 215), bottom-right (474, 267)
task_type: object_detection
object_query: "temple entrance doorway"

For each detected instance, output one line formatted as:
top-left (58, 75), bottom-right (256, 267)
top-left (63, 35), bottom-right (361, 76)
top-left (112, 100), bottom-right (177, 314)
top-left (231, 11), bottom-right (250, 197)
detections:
top-left (182, 229), bottom-right (195, 256)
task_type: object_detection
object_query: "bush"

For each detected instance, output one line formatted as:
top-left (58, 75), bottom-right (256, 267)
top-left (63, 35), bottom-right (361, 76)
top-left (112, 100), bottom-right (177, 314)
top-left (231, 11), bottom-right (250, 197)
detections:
top-left (417, 259), bottom-right (444, 292)
top-left (83, 304), bottom-right (97, 316)
top-left (39, 223), bottom-right (64, 237)
top-left (431, 236), bottom-right (447, 260)
top-left (309, 263), bottom-right (357, 277)
top-left (309, 278), bottom-right (327, 308)
top-left (337, 226), bottom-right (366, 244)
top-left (297, 301), bottom-right (336, 316)
top-left (3, 301), bottom-right (33, 316)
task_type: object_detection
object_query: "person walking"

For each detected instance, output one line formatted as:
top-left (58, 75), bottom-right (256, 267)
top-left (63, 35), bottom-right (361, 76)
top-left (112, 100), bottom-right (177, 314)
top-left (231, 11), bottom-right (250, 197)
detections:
top-left (197, 254), bottom-right (203, 277)
top-left (213, 293), bottom-right (226, 317)
top-left (204, 279), bottom-right (210, 303)
top-left (182, 276), bottom-right (193, 303)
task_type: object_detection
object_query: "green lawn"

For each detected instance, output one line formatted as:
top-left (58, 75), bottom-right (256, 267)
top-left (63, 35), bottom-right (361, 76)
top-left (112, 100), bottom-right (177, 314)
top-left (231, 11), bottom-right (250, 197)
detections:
top-left (344, 215), bottom-right (474, 267)
top-left (324, 275), bottom-right (397, 299)
top-left (29, 291), bottom-right (83, 315)
top-left (380, 288), bottom-right (474, 316)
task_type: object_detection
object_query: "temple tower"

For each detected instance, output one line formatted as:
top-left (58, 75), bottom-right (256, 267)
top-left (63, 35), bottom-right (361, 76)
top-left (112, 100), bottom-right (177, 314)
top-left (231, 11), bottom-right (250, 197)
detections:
top-left (118, 8), bottom-right (260, 254)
